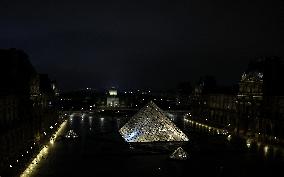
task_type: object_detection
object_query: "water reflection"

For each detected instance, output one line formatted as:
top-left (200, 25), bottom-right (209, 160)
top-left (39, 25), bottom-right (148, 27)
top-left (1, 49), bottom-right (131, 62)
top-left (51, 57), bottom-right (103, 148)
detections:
top-left (182, 115), bottom-right (284, 160)
top-left (264, 145), bottom-right (269, 157)
top-left (227, 135), bottom-right (232, 141)
top-left (26, 112), bottom-right (284, 177)
top-left (246, 139), bottom-right (252, 148)
top-left (88, 116), bottom-right (93, 126)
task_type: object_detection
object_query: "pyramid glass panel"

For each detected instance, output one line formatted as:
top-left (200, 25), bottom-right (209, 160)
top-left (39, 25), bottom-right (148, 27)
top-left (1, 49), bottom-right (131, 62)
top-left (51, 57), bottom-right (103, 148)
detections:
top-left (169, 147), bottom-right (188, 160)
top-left (119, 101), bottom-right (189, 142)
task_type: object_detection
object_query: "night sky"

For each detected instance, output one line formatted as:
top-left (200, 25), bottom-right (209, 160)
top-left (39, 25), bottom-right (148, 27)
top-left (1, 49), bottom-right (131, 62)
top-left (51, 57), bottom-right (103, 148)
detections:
top-left (1, 0), bottom-right (284, 91)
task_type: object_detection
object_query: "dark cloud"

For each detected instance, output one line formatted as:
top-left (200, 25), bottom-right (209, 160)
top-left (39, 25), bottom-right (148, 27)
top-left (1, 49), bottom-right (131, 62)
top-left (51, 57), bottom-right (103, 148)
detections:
top-left (1, 0), bottom-right (284, 90)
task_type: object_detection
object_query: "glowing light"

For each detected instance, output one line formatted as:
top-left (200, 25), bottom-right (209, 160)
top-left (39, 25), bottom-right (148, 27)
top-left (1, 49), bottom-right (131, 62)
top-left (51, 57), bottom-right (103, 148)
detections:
top-left (43, 132), bottom-right (46, 136)
top-left (125, 131), bottom-right (138, 142)
top-left (264, 145), bottom-right (269, 156)
top-left (119, 101), bottom-right (188, 142)
top-left (170, 147), bottom-right (188, 160)
top-left (65, 129), bottom-right (78, 139)
top-left (21, 120), bottom-right (67, 177)
top-left (50, 121), bottom-right (67, 145)
top-left (10, 165), bottom-right (12, 168)
top-left (246, 139), bottom-right (252, 148)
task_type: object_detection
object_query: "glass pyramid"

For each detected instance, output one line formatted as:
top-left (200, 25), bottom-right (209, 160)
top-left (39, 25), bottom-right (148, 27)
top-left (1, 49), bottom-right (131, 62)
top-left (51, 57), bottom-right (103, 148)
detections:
top-left (65, 130), bottom-right (78, 138)
top-left (169, 147), bottom-right (188, 160)
top-left (119, 101), bottom-right (189, 142)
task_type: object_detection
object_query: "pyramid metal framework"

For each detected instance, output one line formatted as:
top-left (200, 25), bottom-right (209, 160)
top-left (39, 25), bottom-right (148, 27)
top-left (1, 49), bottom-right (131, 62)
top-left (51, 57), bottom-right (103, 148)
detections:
top-left (170, 147), bottom-right (188, 160)
top-left (119, 101), bottom-right (189, 142)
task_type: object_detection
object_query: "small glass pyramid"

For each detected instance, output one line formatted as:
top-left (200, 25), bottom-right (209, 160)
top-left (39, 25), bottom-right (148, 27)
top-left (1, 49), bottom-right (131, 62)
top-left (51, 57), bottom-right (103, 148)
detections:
top-left (65, 130), bottom-right (78, 138)
top-left (169, 147), bottom-right (188, 160)
top-left (119, 101), bottom-right (189, 142)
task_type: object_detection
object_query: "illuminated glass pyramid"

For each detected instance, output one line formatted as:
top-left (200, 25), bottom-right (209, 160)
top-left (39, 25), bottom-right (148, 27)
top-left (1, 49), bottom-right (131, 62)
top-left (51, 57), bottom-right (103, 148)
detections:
top-left (119, 101), bottom-right (189, 142)
top-left (170, 147), bottom-right (188, 160)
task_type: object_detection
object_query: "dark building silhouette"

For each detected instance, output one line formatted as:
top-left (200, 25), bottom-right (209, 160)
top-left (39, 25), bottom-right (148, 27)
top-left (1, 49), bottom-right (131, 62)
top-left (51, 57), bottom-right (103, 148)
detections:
top-left (190, 57), bottom-right (284, 144)
top-left (0, 49), bottom-right (59, 175)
